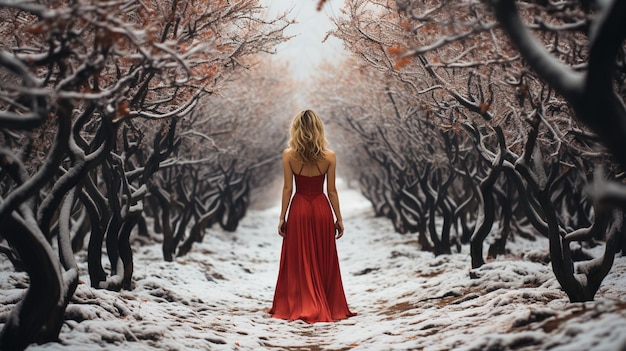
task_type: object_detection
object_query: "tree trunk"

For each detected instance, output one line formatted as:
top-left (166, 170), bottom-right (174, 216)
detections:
top-left (0, 214), bottom-right (62, 351)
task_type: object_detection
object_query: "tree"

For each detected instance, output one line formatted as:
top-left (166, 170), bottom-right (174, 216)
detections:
top-left (0, 0), bottom-right (289, 349)
top-left (152, 58), bottom-right (295, 260)
top-left (323, 0), bottom-right (623, 302)
top-left (491, 0), bottom-right (626, 168)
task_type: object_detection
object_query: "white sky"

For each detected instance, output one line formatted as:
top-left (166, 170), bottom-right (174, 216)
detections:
top-left (262, 0), bottom-right (347, 80)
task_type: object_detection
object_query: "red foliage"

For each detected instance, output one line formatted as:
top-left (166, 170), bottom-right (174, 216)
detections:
top-left (394, 57), bottom-right (412, 70)
top-left (317, 0), bottom-right (327, 11)
top-left (387, 45), bottom-right (405, 56)
top-left (479, 102), bottom-right (490, 114)
top-left (387, 45), bottom-right (411, 69)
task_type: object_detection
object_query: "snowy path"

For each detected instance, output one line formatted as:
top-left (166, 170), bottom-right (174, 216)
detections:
top-left (7, 183), bottom-right (626, 350)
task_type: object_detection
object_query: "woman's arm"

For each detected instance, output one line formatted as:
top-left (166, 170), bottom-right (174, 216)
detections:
top-left (326, 150), bottom-right (344, 239)
top-left (278, 149), bottom-right (294, 237)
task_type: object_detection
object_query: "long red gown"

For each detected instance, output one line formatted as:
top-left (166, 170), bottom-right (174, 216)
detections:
top-left (268, 172), bottom-right (355, 323)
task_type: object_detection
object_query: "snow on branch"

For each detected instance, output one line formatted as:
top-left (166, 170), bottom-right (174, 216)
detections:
top-left (490, 0), bottom-right (584, 102)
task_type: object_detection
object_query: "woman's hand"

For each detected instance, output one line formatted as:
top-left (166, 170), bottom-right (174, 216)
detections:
top-left (278, 219), bottom-right (286, 237)
top-left (335, 220), bottom-right (344, 239)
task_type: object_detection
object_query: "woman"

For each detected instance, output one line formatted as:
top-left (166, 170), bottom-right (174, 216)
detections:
top-left (267, 110), bottom-right (355, 323)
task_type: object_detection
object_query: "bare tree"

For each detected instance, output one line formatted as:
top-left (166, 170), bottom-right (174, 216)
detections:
top-left (491, 0), bottom-right (626, 167)
top-left (0, 0), bottom-right (289, 349)
top-left (322, 0), bottom-right (622, 303)
top-left (150, 58), bottom-right (295, 260)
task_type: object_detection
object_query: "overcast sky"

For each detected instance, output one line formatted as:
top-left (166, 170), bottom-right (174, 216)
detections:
top-left (262, 0), bottom-right (346, 80)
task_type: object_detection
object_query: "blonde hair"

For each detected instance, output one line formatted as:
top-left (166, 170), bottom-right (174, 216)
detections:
top-left (288, 110), bottom-right (328, 164)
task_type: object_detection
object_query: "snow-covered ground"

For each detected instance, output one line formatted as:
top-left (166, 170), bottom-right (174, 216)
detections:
top-left (2, 182), bottom-right (626, 350)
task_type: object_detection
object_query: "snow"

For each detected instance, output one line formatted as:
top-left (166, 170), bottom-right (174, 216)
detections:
top-left (2, 180), bottom-right (626, 350)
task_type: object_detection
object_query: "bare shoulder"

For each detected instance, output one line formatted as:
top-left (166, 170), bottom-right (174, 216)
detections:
top-left (325, 149), bottom-right (337, 161)
top-left (283, 148), bottom-right (294, 159)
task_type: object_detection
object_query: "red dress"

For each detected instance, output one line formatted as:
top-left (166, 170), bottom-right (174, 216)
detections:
top-left (268, 172), bottom-right (355, 323)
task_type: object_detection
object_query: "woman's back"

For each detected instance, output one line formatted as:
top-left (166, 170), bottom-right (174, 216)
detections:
top-left (287, 148), bottom-right (332, 177)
